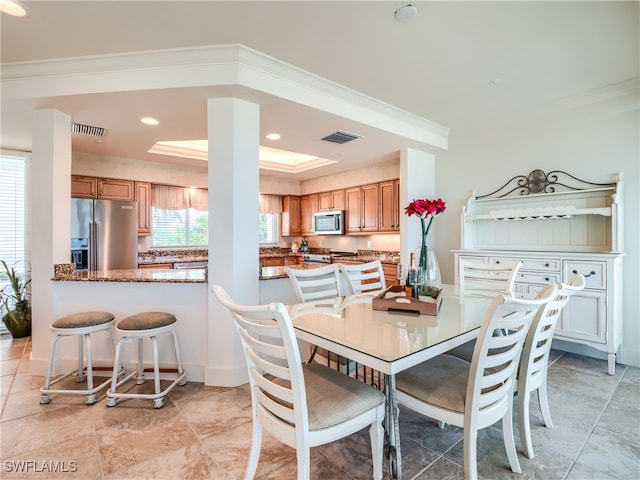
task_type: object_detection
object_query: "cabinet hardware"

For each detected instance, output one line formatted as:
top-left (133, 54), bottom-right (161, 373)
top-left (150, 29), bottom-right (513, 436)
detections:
top-left (572, 269), bottom-right (597, 277)
top-left (545, 263), bottom-right (550, 267)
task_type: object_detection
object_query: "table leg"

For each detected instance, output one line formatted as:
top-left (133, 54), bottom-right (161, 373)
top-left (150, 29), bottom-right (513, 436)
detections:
top-left (384, 374), bottom-right (402, 480)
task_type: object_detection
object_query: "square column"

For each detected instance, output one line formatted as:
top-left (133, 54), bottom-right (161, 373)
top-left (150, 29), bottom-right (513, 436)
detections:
top-left (206, 97), bottom-right (260, 386)
top-left (399, 148), bottom-right (436, 263)
top-left (30, 109), bottom-right (72, 371)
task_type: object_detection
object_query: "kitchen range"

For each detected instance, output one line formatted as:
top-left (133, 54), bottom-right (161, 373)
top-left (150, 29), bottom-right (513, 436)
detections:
top-left (301, 251), bottom-right (357, 264)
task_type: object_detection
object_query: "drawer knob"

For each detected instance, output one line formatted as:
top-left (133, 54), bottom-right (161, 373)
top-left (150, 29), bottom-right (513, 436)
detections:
top-left (573, 269), bottom-right (597, 278)
top-left (545, 277), bottom-right (550, 281)
top-left (545, 263), bottom-right (550, 267)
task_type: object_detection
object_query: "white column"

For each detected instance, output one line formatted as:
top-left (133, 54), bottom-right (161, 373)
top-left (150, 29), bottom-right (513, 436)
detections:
top-left (30, 109), bottom-right (72, 372)
top-left (399, 148), bottom-right (436, 263)
top-left (205, 97), bottom-right (260, 386)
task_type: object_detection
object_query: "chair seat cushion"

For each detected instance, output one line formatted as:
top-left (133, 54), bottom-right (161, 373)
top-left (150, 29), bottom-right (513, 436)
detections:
top-left (396, 354), bottom-right (471, 413)
top-left (52, 311), bottom-right (114, 329)
top-left (303, 362), bottom-right (385, 431)
top-left (117, 312), bottom-right (176, 331)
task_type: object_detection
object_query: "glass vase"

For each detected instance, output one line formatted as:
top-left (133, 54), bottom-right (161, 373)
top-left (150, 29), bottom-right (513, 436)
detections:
top-left (415, 243), bottom-right (441, 299)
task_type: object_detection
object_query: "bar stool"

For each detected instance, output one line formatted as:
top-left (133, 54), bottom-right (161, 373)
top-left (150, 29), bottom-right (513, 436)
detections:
top-left (40, 311), bottom-right (117, 405)
top-left (106, 311), bottom-right (186, 408)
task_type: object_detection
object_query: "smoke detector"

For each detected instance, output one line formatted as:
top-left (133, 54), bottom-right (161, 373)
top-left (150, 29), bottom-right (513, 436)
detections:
top-left (394, 4), bottom-right (418, 23)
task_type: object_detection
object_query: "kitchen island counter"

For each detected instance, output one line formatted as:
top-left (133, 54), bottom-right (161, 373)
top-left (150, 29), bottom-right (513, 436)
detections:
top-left (52, 266), bottom-right (206, 283)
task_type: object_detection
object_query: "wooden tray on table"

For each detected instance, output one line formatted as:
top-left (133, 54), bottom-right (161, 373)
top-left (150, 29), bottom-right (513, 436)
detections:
top-left (372, 285), bottom-right (443, 315)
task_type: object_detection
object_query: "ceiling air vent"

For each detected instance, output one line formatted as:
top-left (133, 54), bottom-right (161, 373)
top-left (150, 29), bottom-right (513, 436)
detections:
top-left (72, 122), bottom-right (106, 137)
top-left (321, 130), bottom-right (362, 144)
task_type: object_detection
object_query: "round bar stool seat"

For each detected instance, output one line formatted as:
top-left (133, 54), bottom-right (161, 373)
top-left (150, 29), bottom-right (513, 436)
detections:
top-left (107, 312), bottom-right (186, 408)
top-left (40, 311), bottom-right (117, 405)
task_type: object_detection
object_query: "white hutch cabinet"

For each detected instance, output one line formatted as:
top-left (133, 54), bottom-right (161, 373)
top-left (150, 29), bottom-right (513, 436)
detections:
top-left (453, 170), bottom-right (624, 374)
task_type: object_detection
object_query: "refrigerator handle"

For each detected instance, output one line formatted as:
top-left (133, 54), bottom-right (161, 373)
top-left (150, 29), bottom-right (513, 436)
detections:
top-left (89, 222), bottom-right (96, 271)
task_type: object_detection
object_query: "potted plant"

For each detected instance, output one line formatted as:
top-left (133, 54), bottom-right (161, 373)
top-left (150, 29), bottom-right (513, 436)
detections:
top-left (0, 260), bottom-right (31, 338)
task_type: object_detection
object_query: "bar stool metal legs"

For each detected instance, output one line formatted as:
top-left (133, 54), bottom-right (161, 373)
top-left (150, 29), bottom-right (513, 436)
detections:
top-left (40, 311), bottom-right (116, 405)
top-left (107, 312), bottom-right (186, 408)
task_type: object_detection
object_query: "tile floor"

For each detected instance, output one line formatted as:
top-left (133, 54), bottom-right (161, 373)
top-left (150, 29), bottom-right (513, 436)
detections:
top-left (1, 335), bottom-right (638, 479)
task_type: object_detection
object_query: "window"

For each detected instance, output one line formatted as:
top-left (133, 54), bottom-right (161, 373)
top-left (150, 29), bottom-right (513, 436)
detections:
top-left (150, 184), bottom-right (208, 248)
top-left (259, 194), bottom-right (282, 246)
top-left (0, 153), bottom-right (27, 325)
top-left (259, 213), bottom-right (279, 245)
top-left (151, 207), bottom-right (208, 247)
top-left (0, 153), bottom-right (27, 269)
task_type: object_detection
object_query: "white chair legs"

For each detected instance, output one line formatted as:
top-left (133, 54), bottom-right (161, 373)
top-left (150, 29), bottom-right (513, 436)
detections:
top-left (107, 312), bottom-right (186, 408)
top-left (40, 311), bottom-right (117, 405)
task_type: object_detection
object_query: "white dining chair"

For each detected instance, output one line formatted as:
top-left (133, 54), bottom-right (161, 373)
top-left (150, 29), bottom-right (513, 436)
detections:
top-left (284, 264), bottom-right (345, 304)
top-left (518, 274), bottom-right (585, 459)
top-left (447, 259), bottom-right (524, 360)
top-left (212, 285), bottom-right (385, 480)
top-left (395, 286), bottom-right (556, 480)
top-left (338, 260), bottom-right (386, 296)
top-left (285, 264), bottom-right (350, 370)
top-left (458, 258), bottom-right (523, 293)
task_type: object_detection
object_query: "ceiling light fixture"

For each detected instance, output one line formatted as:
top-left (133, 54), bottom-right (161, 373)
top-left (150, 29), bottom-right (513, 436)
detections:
top-left (140, 116), bottom-right (160, 126)
top-left (394, 3), bottom-right (418, 23)
top-left (0, 0), bottom-right (27, 16)
top-left (265, 133), bottom-right (281, 140)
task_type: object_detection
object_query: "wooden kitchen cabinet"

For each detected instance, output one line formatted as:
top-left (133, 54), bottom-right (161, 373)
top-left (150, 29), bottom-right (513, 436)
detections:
top-left (281, 195), bottom-right (301, 236)
top-left (379, 179), bottom-right (400, 231)
top-left (135, 181), bottom-right (151, 236)
top-left (71, 175), bottom-right (134, 201)
top-left (71, 175), bottom-right (98, 198)
top-left (260, 257), bottom-right (285, 267)
top-left (97, 178), bottom-right (134, 201)
top-left (138, 263), bottom-right (173, 269)
top-left (300, 194), bottom-right (318, 235)
top-left (345, 184), bottom-right (378, 233)
top-left (318, 189), bottom-right (345, 211)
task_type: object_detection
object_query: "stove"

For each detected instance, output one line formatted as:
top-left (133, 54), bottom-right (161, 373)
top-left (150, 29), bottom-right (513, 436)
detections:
top-left (301, 253), bottom-right (332, 264)
top-left (301, 251), bottom-right (357, 264)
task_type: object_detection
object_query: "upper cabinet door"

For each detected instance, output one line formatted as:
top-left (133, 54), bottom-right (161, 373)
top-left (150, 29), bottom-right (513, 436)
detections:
top-left (135, 181), bottom-right (151, 236)
top-left (318, 189), bottom-right (345, 211)
top-left (282, 195), bottom-right (301, 236)
top-left (71, 175), bottom-right (98, 198)
top-left (98, 178), bottom-right (134, 201)
top-left (379, 179), bottom-right (400, 232)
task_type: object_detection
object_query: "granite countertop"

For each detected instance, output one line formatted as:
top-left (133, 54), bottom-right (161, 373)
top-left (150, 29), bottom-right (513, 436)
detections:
top-left (52, 264), bottom-right (206, 283)
top-left (260, 263), bottom-right (327, 280)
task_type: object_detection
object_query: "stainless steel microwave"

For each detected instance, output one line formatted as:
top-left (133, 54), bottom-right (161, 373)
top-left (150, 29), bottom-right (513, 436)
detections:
top-left (313, 210), bottom-right (345, 235)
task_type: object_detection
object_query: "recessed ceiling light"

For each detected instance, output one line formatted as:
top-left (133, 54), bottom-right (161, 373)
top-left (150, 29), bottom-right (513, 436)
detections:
top-left (0, 0), bottom-right (28, 17)
top-left (265, 133), bottom-right (281, 140)
top-left (394, 4), bottom-right (418, 23)
top-left (489, 78), bottom-right (502, 86)
top-left (140, 116), bottom-right (160, 126)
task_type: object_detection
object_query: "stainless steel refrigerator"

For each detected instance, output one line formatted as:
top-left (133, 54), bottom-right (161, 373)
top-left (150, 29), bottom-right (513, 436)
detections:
top-left (71, 198), bottom-right (138, 271)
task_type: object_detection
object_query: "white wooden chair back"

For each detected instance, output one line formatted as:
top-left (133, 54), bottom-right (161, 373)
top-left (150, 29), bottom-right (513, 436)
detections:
top-left (518, 274), bottom-right (586, 459)
top-left (339, 260), bottom-right (386, 295)
top-left (284, 264), bottom-right (344, 303)
top-left (459, 258), bottom-right (523, 293)
top-left (396, 287), bottom-right (555, 480)
top-left (212, 285), bottom-right (385, 479)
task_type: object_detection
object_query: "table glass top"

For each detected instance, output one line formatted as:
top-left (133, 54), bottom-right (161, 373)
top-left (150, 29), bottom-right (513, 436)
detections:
top-left (289, 284), bottom-right (496, 365)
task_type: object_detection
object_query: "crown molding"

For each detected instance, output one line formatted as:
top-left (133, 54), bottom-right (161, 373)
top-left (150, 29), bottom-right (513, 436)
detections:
top-left (2, 43), bottom-right (449, 150)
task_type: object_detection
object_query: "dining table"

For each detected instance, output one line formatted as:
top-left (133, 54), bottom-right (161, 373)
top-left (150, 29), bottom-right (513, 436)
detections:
top-left (288, 283), bottom-right (496, 480)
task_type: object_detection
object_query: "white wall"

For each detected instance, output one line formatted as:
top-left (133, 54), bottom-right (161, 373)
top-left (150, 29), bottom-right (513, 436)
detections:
top-left (433, 100), bottom-right (639, 367)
